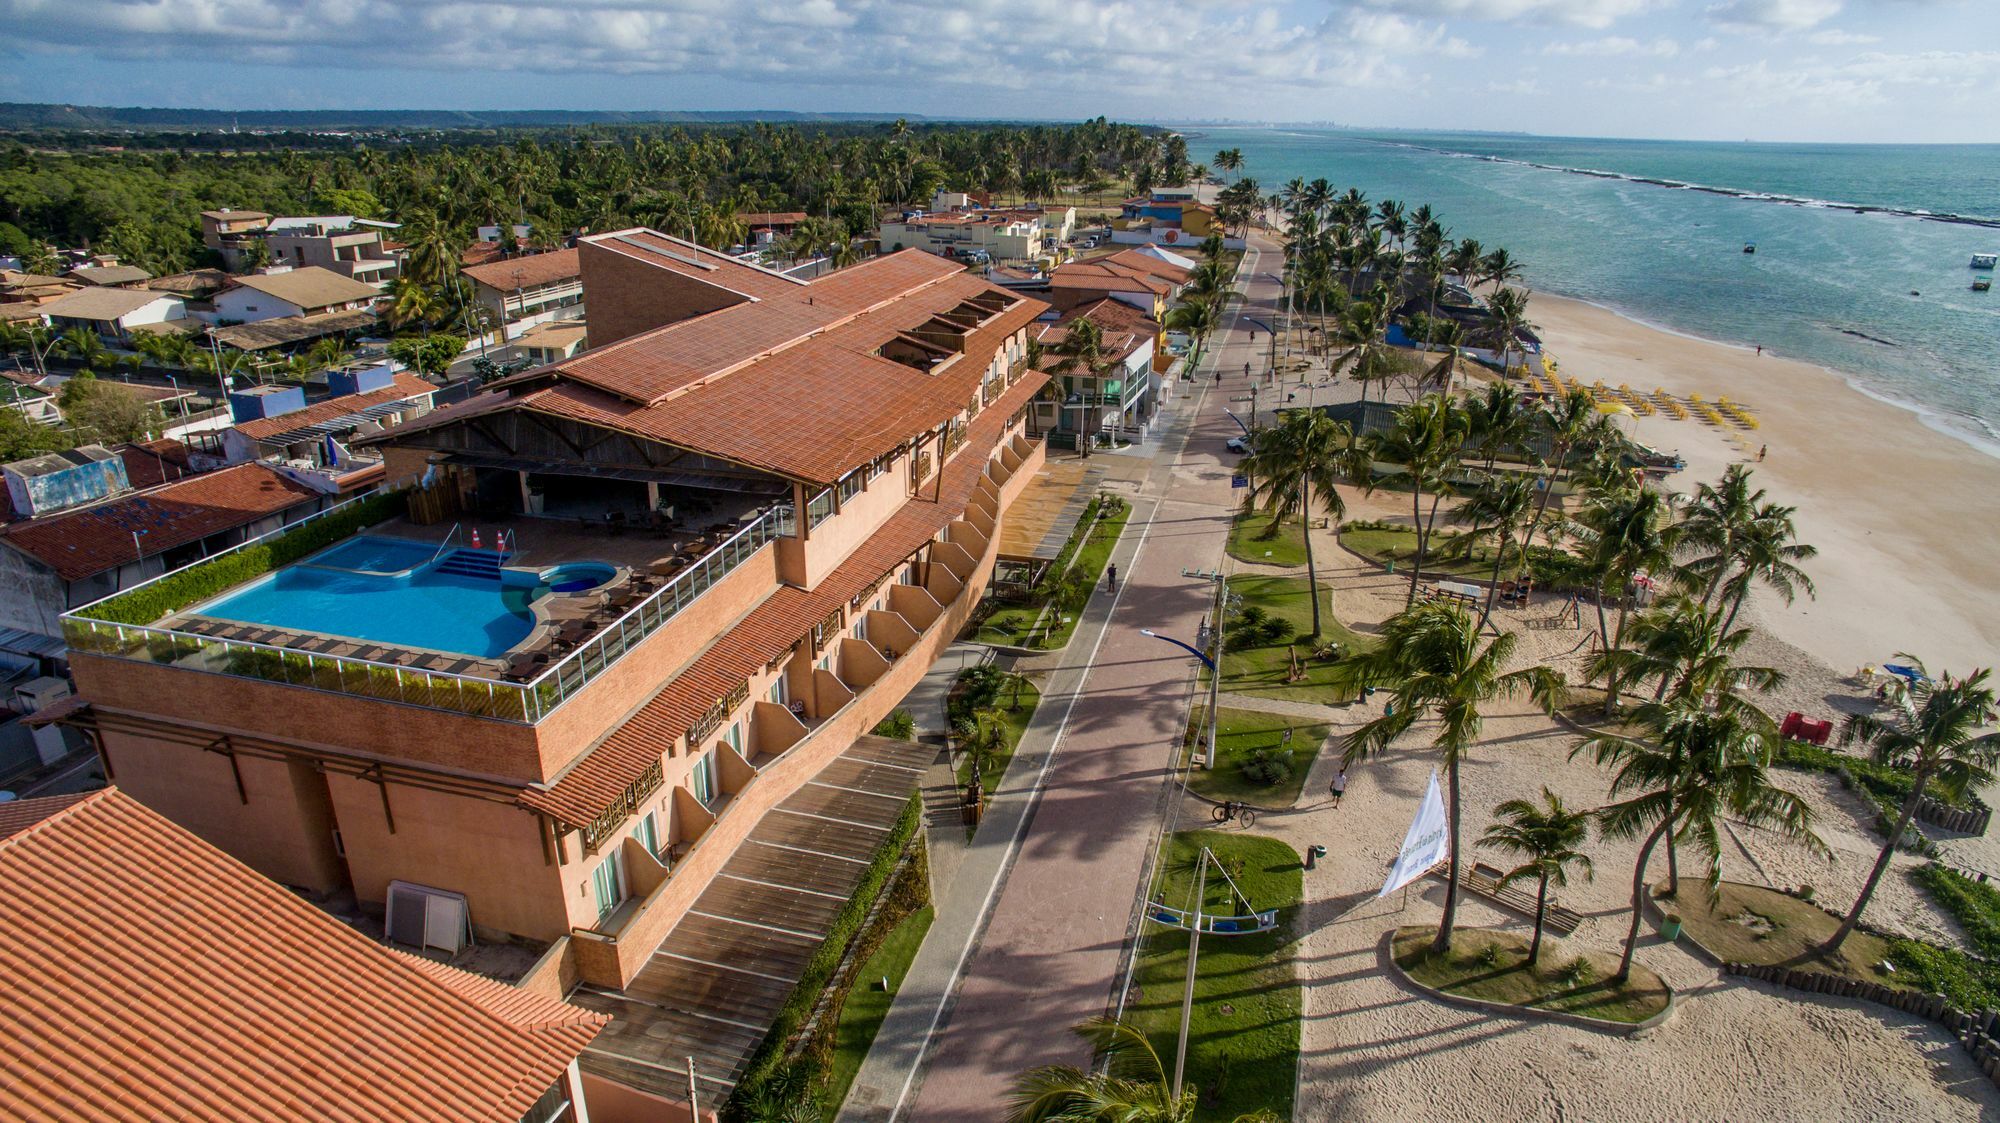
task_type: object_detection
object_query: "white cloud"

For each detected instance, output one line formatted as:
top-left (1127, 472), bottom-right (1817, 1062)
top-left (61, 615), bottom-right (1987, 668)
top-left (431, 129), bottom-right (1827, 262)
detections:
top-left (1344, 11), bottom-right (1482, 58)
top-left (1544, 36), bottom-right (1680, 56)
top-left (0, 0), bottom-right (1454, 97)
top-left (1702, 49), bottom-right (2000, 107)
top-left (1350, 0), bottom-right (1656, 30)
top-left (1704, 0), bottom-right (1843, 31)
top-left (1808, 28), bottom-right (1882, 44)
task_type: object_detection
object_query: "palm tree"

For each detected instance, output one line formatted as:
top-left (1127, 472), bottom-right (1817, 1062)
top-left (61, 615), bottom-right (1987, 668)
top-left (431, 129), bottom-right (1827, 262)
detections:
top-left (1481, 247), bottom-right (1523, 291)
top-left (1717, 500), bottom-right (1816, 635)
top-left (1580, 701), bottom-right (1820, 983)
top-left (1009, 1016), bottom-right (1277, 1123)
top-left (0, 321), bottom-right (57, 379)
top-left (1330, 293), bottom-right (1393, 404)
top-left (1572, 487), bottom-right (1677, 717)
top-left (1673, 464), bottom-right (1761, 608)
top-left (1822, 662), bottom-right (2000, 953)
top-left (1239, 409), bottom-right (1355, 639)
top-left (1522, 387), bottom-right (1611, 552)
top-left (387, 278), bottom-right (445, 334)
top-left (1484, 286), bottom-right (1535, 380)
top-left (1051, 318), bottom-right (1113, 454)
top-left (1587, 595), bottom-right (1784, 893)
top-left (1337, 603), bottom-right (1562, 953)
top-left (1461, 379), bottom-right (1535, 474)
top-left (1360, 394), bottom-right (1469, 607)
top-left (1164, 297), bottom-right (1222, 364)
top-left (1451, 474), bottom-right (1537, 631)
top-left (1481, 789), bottom-right (1594, 964)
top-left (58, 326), bottom-right (108, 369)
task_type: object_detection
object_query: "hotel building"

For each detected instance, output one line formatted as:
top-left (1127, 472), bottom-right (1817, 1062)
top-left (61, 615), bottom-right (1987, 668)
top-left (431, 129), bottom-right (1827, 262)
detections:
top-left (49, 231), bottom-right (1049, 1117)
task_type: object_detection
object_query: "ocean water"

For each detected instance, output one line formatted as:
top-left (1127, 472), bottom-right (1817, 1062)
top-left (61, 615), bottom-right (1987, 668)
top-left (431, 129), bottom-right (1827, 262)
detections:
top-left (1193, 128), bottom-right (2000, 451)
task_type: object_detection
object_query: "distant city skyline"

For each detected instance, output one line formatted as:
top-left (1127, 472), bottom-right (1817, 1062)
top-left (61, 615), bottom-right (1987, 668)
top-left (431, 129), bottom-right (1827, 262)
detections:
top-left (0, 0), bottom-right (1993, 144)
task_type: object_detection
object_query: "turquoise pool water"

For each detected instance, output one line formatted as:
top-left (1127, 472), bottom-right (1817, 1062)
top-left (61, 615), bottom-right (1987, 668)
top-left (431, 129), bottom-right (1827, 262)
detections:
top-left (196, 536), bottom-right (551, 658)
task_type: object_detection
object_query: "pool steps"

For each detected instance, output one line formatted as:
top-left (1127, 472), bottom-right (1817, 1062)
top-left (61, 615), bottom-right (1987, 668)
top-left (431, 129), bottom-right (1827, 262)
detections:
top-left (433, 548), bottom-right (507, 582)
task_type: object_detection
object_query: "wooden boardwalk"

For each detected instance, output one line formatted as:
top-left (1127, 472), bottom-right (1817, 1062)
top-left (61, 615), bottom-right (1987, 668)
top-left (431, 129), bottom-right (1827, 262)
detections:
top-left (572, 734), bottom-right (935, 1105)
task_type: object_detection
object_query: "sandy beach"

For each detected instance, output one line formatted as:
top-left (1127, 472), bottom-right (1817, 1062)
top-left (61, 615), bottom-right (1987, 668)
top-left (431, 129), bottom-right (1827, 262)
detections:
top-left (1529, 293), bottom-right (2000, 678)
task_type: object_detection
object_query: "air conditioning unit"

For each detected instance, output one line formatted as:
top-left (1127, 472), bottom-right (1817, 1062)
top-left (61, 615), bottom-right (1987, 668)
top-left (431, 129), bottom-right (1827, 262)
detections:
top-left (384, 880), bottom-right (473, 955)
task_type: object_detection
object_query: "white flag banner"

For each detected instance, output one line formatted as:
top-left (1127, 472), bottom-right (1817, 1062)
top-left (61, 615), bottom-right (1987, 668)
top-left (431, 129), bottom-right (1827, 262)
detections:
top-left (1379, 769), bottom-right (1449, 898)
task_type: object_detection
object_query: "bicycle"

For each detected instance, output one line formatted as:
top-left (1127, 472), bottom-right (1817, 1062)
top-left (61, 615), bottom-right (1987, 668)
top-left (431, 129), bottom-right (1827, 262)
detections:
top-left (1211, 800), bottom-right (1257, 828)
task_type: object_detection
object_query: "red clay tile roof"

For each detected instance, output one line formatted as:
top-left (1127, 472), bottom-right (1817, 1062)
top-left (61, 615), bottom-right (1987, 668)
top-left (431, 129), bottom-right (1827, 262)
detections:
top-left (520, 370), bottom-right (1048, 827)
top-left (0, 791), bottom-right (90, 839)
top-left (462, 247), bottom-right (580, 291)
top-left (1047, 261), bottom-right (1170, 296)
top-left (0, 788), bottom-right (604, 1122)
top-left (390, 236), bottom-right (1046, 486)
top-left (232, 372), bottom-right (435, 443)
top-left (0, 462), bottom-right (319, 582)
top-left (737, 211), bottom-right (808, 227)
top-left (1035, 298), bottom-right (1159, 367)
top-left (582, 228), bottom-right (804, 307)
top-left (116, 439), bottom-right (196, 489)
top-left (1100, 247), bottom-right (1193, 285)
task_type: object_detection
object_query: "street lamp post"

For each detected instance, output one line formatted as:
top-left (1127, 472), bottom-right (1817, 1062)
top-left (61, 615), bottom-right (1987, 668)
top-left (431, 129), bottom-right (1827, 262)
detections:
top-left (1143, 591), bottom-right (1222, 772)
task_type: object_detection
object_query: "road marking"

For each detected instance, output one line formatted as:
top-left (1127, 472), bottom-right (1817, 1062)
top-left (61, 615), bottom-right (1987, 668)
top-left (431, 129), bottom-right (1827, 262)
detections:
top-left (653, 949), bottom-right (798, 983)
top-left (688, 909), bottom-right (822, 941)
top-left (720, 872), bottom-right (849, 900)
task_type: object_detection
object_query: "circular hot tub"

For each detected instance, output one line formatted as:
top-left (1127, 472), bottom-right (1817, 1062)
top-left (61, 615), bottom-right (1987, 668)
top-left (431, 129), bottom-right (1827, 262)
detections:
top-left (541, 562), bottom-right (619, 594)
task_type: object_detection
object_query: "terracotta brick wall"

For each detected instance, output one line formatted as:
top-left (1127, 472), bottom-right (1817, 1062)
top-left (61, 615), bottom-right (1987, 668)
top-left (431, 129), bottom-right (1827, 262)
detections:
top-left (326, 774), bottom-right (569, 941)
top-left (571, 425), bottom-right (1041, 989)
top-left (72, 653), bottom-right (550, 782)
top-left (98, 732), bottom-right (347, 893)
top-left (579, 240), bottom-right (752, 348)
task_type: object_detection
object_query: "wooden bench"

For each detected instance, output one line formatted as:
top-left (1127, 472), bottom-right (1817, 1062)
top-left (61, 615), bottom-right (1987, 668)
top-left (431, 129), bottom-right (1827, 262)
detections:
top-left (1428, 861), bottom-right (1583, 935)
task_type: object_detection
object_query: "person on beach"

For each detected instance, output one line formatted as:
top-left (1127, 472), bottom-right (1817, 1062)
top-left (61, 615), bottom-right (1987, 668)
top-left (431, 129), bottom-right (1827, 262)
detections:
top-left (1331, 769), bottom-right (1348, 807)
top-left (1758, 444), bottom-right (1767, 461)
top-left (1756, 345), bottom-right (1763, 355)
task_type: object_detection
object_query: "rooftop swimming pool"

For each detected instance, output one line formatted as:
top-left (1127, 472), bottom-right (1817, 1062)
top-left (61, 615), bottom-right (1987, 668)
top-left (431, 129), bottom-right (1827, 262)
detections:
top-left (192, 535), bottom-right (604, 659)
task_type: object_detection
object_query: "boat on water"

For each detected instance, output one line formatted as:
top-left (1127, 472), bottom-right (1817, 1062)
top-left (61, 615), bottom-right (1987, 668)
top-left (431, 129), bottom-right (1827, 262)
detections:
top-left (1743, 242), bottom-right (1757, 254)
top-left (1975, 278), bottom-right (1994, 293)
top-left (1972, 252), bottom-right (1998, 270)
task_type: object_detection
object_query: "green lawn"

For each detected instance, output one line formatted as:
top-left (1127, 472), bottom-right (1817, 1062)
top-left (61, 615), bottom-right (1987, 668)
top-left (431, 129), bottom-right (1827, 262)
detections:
top-left (821, 905), bottom-right (935, 1118)
top-left (1227, 507), bottom-right (1310, 568)
top-left (973, 501), bottom-right (1130, 649)
top-left (1394, 926), bottom-right (1672, 1023)
top-left (1669, 880), bottom-right (1908, 984)
top-left (1217, 575), bottom-right (1372, 706)
top-left (1128, 831), bottom-right (1302, 1122)
top-left (1185, 706), bottom-right (1330, 807)
top-left (1338, 523), bottom-right (1495, 580)
top-left (955, 680), bottom-right (1042, 793)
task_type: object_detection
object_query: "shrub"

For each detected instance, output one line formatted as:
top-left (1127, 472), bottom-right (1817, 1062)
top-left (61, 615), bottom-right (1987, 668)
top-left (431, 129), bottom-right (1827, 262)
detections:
top-left (1256, 617), bottom-right (1292, 646)
top-left (1914, 865), bottom-right (2000, 960)
top-left (1236, 605), bottom-right (1268, 630)
top-left (1241, 747), bottom-right (1293, 787)
top-left (1555, 957), bottom-right (1596, 986)
top-left (872, 709), bottom-right (916, 741)
top-left (1885, 938), bottom-right (2000, 1011)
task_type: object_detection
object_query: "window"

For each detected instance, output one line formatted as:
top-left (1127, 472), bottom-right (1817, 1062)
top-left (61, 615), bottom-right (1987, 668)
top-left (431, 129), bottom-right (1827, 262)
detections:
top-left (691, 752), bottom-right (716, 805)
top-left (723, 721), bottom-right (744, 755)
top-left (591, 849), bottom-right (625, 921)
top-left (854, 615), bottom-right (868, 643)
top-left (838, 469), bottom-right (865, 504)
top-left (636, 811), bottom-right (659, 859)
top-left (768, 677), bottom-right (788, 707)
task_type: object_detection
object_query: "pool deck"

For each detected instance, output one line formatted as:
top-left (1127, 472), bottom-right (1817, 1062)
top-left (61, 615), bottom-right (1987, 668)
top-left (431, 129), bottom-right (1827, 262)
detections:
top-left (165, 502), bottom-right (776, 680)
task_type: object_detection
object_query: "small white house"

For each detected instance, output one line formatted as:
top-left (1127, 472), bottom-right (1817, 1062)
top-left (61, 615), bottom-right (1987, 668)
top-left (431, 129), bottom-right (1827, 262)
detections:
top-left (213, 267), bottom-right (381, 325)
top-left (35, 288), bottom-right (188, 343)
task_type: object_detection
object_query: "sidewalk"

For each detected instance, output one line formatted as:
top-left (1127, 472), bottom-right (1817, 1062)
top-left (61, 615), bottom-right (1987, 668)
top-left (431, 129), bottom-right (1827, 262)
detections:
top-left (837, 237), bottom-right (1281, 1121)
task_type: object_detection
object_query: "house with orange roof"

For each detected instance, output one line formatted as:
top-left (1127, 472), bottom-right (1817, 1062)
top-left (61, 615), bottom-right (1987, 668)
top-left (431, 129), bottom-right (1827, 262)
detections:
top-left (1032, 298), bottom-right (1165, 449)
top-left (0, 786), bottom-right (604, 1123)
top-left (464, 247), bottom-right (584, 342)
top-left (46, 228), bottom-right (1051, 1119)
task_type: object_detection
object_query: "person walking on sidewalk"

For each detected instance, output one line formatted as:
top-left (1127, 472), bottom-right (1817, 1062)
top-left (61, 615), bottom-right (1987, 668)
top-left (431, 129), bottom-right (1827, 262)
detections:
top-left (1331, 768), bottom-right (1348, 807)
top-left (1105, 563), bottom-right (1118, 592)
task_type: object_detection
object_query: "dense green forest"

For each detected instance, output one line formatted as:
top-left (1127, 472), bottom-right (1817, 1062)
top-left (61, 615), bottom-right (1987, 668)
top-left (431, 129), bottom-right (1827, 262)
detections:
top-left (0, 118), bottom-right (1186, 276)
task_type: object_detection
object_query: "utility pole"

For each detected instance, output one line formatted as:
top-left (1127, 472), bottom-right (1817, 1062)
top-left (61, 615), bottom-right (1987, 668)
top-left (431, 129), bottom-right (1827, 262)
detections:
top-left (1207, 575), bottom-right (1223, 769)
top-left (1171, 845), bottom-right (1209, 1101)
top-left (685, 1057), bottom-right (699, 1119)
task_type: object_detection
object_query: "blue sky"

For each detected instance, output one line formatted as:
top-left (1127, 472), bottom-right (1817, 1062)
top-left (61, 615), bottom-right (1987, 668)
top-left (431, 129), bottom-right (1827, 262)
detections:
top-left (0, 0), bottom-right (1992, 142)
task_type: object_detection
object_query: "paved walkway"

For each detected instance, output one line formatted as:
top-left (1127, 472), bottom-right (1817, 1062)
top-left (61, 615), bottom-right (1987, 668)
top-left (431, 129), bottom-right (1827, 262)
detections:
top-left (1215, 691), bottom-right (1349, 722)
top-left (838, 237), bottom-right (1285, 1121)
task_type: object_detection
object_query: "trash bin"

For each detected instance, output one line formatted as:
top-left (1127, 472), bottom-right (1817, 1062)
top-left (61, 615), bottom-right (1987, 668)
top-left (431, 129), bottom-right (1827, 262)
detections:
top-left (1385, 560), bottom-right (1395, 574)
top-left (1305, 844), bottom-right (1328, 871)
top-left (1660, 915), bottom-right (1683, 940)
